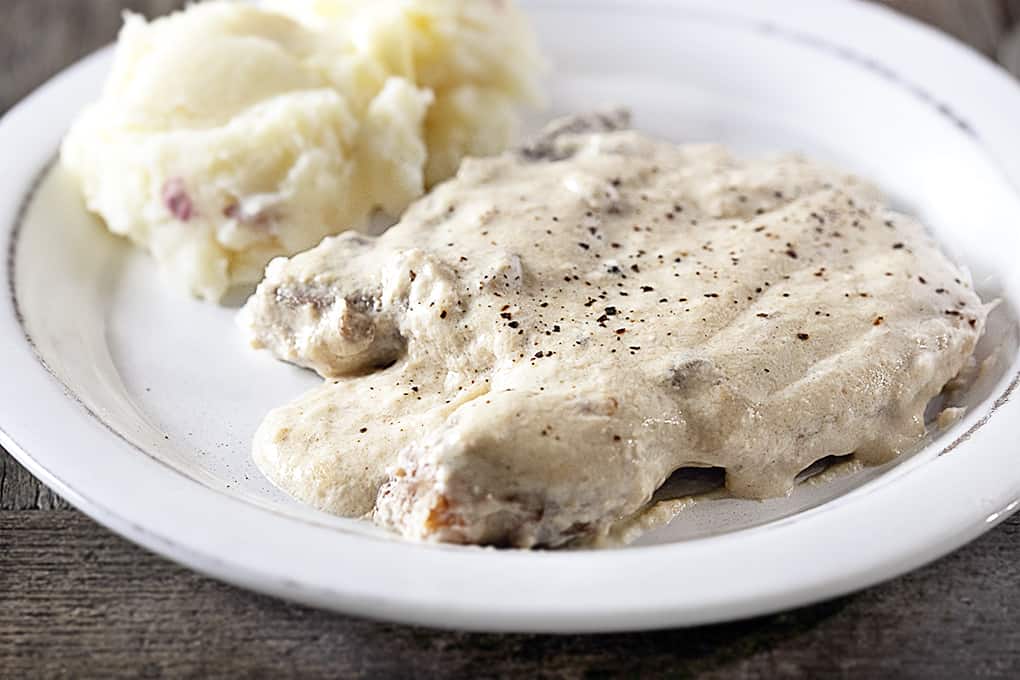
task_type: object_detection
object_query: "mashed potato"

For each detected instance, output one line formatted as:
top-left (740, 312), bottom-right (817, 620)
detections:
top-left (263, 0), bottom-right (546, 183)
top-left (62, 0), bottom-right (543, 301)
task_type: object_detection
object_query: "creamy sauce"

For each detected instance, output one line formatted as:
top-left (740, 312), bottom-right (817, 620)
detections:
top-left (242, 114), bottom-right (988, 547)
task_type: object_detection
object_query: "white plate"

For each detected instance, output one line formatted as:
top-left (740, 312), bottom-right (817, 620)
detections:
top-left (2, 0), bottom-right (1019, 633)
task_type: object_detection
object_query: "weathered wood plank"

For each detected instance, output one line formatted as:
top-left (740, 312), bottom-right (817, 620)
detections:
top-left (1, 512), bottom-right (1018, 678)
top-left (876, 0), bottom-right (1008, 56)
top-left (1004, 0), bottom-right (1020, 24)
top-left (0, 453), bottom-right (69, 511)
top-left (0, 0), bottom-right (186, 115)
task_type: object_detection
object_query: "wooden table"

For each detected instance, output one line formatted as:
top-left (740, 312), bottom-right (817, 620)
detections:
top-left (3, 2), bottom-right (1019, 677)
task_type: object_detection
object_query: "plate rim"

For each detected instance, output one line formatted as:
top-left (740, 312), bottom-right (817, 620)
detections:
top-left (2, 0), bottom-right (1019, 633)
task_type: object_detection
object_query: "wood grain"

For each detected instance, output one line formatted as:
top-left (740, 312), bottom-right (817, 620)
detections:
top-left (0, 0), bottom-right (186, 113)
top-left (2, 1), bottom-right (1020, 677)
top-left (879, 0), bottom-right (1008, 55)
top-left (0, 454), bottom-right (68, 511)
top-left (2, 512), bottom-right (1018, 679)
